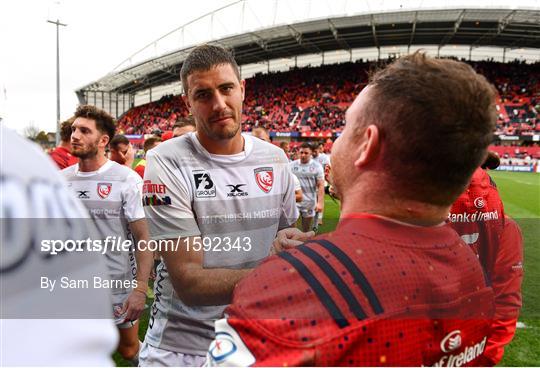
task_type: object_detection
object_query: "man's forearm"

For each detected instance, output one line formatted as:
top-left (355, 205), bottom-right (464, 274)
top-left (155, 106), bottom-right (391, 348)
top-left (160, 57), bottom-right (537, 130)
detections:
top-left (130, 219), bottom-right (153, 288)
top-left (134, 248), bottom-right (153, 287)
top-left (317, 182), bottom-right (325, 208)
top-left (172, 265), bottom-right (252, 306)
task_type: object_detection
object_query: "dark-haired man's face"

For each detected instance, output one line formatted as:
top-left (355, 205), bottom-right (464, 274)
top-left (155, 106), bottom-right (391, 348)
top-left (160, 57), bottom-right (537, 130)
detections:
top-left (183, 64), bottom-right (244, 141)
top-left (299, 147), bottom-right (312, 164)
top-left (71, 117), bottom-right (107, 159)
top-left (110, 142), bottom-right (130, 165)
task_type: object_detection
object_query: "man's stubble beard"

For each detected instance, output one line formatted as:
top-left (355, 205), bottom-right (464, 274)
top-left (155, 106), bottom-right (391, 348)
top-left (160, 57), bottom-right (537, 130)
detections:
top-left (202, 117), bottom-right (241, 141)
top-left (72, 142), bottom-right (99, 160)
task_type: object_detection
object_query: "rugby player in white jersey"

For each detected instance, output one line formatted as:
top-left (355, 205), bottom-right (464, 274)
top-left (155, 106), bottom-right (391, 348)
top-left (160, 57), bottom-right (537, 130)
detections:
top-left (312, 142), bottom-right (330, 170)
top-left (1, 126), bottom-right (117, 365)
top-left (141, 44), bottom-right (310, 366)
top-left (291, 142), bottom-right (325, 232)
top-left (62, 105), bottom-right (153, 365)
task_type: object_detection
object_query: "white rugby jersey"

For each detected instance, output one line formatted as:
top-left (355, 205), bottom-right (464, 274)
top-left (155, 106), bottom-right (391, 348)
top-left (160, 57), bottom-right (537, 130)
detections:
top-left (142, 132), bottom-right (298, 355)
top-left (290, 158), bottom-right (324, 209)
top-left (0, 126), bottom-right (117, 366)
top-left (313, 152), bottom-right (330, 170)
top-left (62, 160), bottom-right (144, 295)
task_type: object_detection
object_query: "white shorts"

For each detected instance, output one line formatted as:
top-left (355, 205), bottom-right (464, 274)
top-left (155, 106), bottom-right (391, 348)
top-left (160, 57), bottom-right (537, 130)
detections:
top-left (139, 341), bottom-right (206, 367)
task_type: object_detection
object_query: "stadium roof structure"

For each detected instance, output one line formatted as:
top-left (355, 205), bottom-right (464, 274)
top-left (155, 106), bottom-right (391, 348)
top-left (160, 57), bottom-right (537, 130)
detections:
top-left (76, 0), bottom-right (540, 116)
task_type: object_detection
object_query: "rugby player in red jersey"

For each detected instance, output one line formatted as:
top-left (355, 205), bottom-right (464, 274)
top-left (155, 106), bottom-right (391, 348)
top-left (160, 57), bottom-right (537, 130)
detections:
top-left (206, 52), bottom-right (498, 366)
top-left (449, 153), bottom-right (523, 365)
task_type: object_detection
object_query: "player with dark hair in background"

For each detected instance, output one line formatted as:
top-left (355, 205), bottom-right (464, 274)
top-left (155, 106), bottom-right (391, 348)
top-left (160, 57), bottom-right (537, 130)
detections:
top-left (291, 142), bottom-right (325, 232)
top-left (172, 116), bottom-right (197, 137)
top-left (62, 104), bottom-right (153, 365)
top-left (140, 44), bottom-right (307, 366)
top-left (49, 117), bottom-right (78, 169)
top-left (110, 134), bottom-right (135, 168)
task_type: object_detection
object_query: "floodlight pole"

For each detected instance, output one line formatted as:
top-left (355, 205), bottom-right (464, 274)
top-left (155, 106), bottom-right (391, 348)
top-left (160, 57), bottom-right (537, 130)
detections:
top-left (47, 19), bottom-right (67, 146)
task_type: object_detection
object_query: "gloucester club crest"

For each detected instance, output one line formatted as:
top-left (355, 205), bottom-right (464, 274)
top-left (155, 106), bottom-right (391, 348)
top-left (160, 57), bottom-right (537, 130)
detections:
top-left (97, 182), bottom-right (112, 199)
top-left (254, 167), bottom-right (273, 193)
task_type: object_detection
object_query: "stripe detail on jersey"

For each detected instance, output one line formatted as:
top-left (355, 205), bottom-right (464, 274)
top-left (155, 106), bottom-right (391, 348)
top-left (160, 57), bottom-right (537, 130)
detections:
top-left (279, 252), bottom-right (349, 328)
top-left (310, 239), bottom-right (384, 315)
top-left (297, 244), bottom-right (367, 320)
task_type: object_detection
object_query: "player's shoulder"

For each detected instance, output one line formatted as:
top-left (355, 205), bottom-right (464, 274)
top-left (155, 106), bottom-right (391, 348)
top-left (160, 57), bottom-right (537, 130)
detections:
top-left (148, 133), bottom-right (194, 159)
top-left (312, 159), bottom-right (323, 168)
top-left (106, 160), bottom-right (137, 178)
top-left (61, 163), bottom-right (78, 178)
top-left (501, 216), bottom-right (522, 240)
top-left (0, 127), bottom-right (67, 184)
top-left (230, 231), bottom-right (354, 317)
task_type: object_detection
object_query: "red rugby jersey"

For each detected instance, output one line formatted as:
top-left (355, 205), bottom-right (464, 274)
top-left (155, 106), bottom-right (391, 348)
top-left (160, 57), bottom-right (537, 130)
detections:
top-left (49, 146), bottom-right (78, 170)
top-left (207, 215), bottom-right (494, 366)
top-left (449, 169), bottom-right (523, 365)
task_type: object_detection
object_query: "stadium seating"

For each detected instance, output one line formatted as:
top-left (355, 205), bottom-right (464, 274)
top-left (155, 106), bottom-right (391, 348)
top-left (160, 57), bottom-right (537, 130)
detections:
top-left (117, 60), bottom-right (539, 142)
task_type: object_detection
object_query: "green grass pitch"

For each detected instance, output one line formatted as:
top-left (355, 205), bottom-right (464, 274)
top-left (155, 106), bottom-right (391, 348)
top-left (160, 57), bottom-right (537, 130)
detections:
top-left (114, 171), bottom-right (539, 366)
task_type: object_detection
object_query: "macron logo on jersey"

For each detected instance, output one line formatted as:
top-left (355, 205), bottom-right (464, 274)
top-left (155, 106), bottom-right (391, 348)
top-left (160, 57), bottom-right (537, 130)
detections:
top-left (193, 171), bottom-right (216, 198)
top-left (206, 320), bottom-right (255, 367)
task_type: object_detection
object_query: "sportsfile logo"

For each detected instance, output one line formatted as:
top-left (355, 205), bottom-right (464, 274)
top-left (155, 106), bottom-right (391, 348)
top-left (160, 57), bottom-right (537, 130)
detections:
top-left (193, 170), bottom-right (216, 198)
top-left (430, 333), bottom-right (487, 367)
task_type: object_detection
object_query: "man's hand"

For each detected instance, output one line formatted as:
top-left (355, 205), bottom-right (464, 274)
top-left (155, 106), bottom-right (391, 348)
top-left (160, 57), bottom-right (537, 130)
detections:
top-left (271, 228), bottom-right (315, 254)
top-left (315, 203), bottom-right (323, 213)
top-left (121, 289), bottom-right (146, 322)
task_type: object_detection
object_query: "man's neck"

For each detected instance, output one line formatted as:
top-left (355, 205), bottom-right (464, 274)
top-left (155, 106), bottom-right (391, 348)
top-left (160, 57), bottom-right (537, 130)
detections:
top-left (197, 132), bottom-right (244, 155)
top-left (339, 180), bottom-right (450, 226)
top-left (59, 141), bottom-right (71, 151)
top-left (78, 153), bottom-right (108, 172)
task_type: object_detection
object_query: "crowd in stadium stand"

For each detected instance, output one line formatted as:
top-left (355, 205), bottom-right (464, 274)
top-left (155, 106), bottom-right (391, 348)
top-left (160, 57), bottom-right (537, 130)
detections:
top-left (119, 94), bottom-right (189, 135)
top-left (116, 59), bottom-right (539, 159)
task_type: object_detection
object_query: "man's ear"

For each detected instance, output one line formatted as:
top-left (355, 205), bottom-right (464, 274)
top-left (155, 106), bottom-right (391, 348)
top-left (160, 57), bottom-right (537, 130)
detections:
top-left (353, 124), bottom-right (380, 169)
top-left (100, 134), bottom-right (110, 149)
top-left (240, 79), bottom-right (245, 101)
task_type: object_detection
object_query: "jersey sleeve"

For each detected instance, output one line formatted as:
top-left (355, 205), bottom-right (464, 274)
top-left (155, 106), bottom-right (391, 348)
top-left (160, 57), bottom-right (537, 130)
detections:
top-left (206, 253), bottom-right (317, 367)
top-left (123, 171), bottom-right (145, 222)
top-left (483, 217), bottom-right (524, 365)
top-left (316, 163), bottom-right (324, 182)
top-left (143, 149), bottom-right (201, 239)
top-left (278, 159), bottom-right (299, 229)
top-left (293, 175), bottom-right (301, 192)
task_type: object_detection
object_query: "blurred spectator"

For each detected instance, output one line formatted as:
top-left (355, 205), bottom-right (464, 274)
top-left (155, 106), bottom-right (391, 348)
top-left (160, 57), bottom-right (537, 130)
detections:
top-left (134, 136), bottom-right (161, 178)
top-left (110, 134), bottom-right (135, 168)
top-left (251, 126), bottom-right (270, 142)
top-left (172, 116), bottom-right (196, 137)
top-left (49, 117), bottom-right (78, 169)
